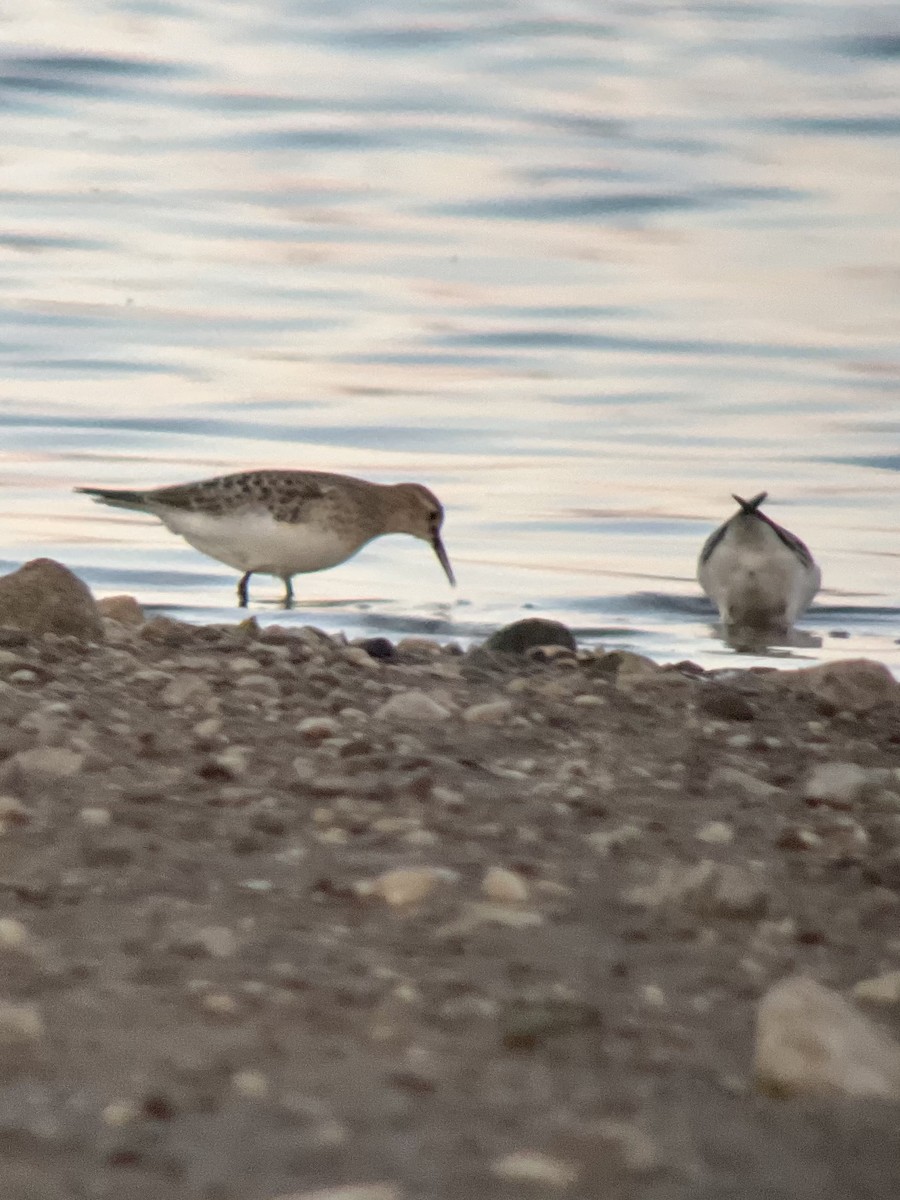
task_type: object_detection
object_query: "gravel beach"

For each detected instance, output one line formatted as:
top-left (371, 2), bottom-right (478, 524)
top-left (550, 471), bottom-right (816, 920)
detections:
top-left (0, 564), bottom-right (899, 1199)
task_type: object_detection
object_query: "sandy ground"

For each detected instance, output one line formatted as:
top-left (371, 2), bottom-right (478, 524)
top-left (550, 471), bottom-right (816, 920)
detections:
top-left (0, 610), bottom-right (899, 1199)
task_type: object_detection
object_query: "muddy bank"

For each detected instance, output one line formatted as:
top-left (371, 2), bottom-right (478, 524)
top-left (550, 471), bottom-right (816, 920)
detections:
top-left (0, 596), bottom-right (899, 1198)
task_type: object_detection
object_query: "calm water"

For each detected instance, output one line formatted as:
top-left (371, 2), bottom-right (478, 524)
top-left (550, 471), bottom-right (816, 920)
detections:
top-left (2, 0), bottom-right (900, 668)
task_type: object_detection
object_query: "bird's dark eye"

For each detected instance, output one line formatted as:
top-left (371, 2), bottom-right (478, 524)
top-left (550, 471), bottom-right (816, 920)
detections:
top-left (429, 509), bottom-right (439, 523)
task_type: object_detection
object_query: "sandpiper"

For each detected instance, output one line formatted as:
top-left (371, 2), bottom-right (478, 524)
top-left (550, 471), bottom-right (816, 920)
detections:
top-left (76, 469), bottom-right (455, 608)
top-left (698, 492), bottom-right (820, 638)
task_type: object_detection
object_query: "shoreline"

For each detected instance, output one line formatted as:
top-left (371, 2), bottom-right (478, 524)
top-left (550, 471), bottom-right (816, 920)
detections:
top-left (0, 563), bottom-right (899, 1196)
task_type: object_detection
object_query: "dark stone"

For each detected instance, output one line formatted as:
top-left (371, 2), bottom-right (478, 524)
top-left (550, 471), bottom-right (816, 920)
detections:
top-left (357, 636), bottom-right (397, 661)
top-left (697, 686), bottom-right (755, 721)
top-left (485, 618), bottom-right (576, 655)
top-left (0, 628), bottom-right (30, 648)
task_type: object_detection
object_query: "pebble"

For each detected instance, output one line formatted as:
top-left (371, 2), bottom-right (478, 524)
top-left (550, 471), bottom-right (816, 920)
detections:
top-left (755, 975), bottom-right (900, 1099)
top-left (587, 824), bottom-right (641, 855)
top-left (436, 902), bottom-right (543, 939)
top-left (174, 925), bottom-right (237, 959)
top-left (482, 865), bottom-right (529, 904)
top-left (373, 691), bottom-right (452, 723)
top-left (0, 917), bottom-right (29, 950)
top-left (852, 970), bottom-right (900, 1005)
top-left (804, 762), bottom-right (871, 807)
top-left (11, 746), bottom-right (84, 779)
top-left (270, 1186), bottom-right (401, 1200)
top-left (490, 1150), bottom-right (579, 1188)
top-left (97, 594), bottom-right (145, 626)
top-left (342, 646), bottom-right (381, 669)
top-left (0, 795), bottom-right (30, 825)
top-left (696, 820), bottom-right (734, 845)
top-left (208, 746), bottom-right (249, 780)
top-left (708, 766), bottom-right (783, 801)
top-left (160, 674), bottom-right (213, 707)
top-left (235, 673), bottom-right (281, 696)
top-left (79, 806), bottom-right (112, 828)
top-left (625, 860), bottom-right (768, 918)
top-left (462, 699), bottom-right (513, 724)
top-left (103, 1100), bottom-right (139, 1127)
top-left (296, 716), bottom-right (340, 741)
top-left (0, 999), bottom-right (43, 1046)
top-left (199, 992), bottom-right (239, 1018)
top-left (231, 1068), bottom-right (269, 1098)
top-left (374, 867), bottom-right (448, 907)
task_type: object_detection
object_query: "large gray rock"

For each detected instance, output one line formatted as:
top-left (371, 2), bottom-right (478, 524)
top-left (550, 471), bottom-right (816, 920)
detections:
top-left (755, 976), bottom-right (900, 1100)
top-left (783, 658), bottom-right (898, 715)
top-left (0, 559), bottom-right (103, 640)
top-left (485, 618), bottom-right (577, 655)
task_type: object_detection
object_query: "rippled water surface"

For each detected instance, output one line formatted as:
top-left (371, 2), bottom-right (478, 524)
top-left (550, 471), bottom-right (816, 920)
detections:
top-left (3, 0), bottom-right (900, 666)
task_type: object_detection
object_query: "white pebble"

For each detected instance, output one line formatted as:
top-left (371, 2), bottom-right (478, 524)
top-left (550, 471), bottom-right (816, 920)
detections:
top-left (482, 866), bottom-right (529, 904)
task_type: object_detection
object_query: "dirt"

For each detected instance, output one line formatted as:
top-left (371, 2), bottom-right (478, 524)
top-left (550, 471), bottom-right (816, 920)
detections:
top-left (0, 616), bottom-right (899, 1199)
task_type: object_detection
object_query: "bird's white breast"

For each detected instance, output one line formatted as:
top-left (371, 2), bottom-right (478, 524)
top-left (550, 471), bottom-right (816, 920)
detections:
top-left (155, 508), bottom-right (366, 577)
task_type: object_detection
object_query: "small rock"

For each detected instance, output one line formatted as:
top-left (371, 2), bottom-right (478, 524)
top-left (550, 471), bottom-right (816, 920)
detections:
top-left (490, 1150), bottom-right (579, 1188)
top-left (463, 699), bottom-right (513, 724)
top-left (374, 867), bottom-right (447, 907)
top-left (594, 650), bottom-right (659, 679)
top-left (0, 918), bottom-right (29, 950)
top-left (696, 820), bottom-right (734, 845)
top-left (485, 619), bottom-right (577, 656)
top-left (698, 686), bottom-right (755, 721)
top-left (0, 795), bottom-right (30, 825)
top-left (852, 971), bottom-right (900, 1005)
top-left (206, 747), bottom-right (249, 780)
top-left (342, 646), bottom-right (381, 669)
top-left (296, 710), bottom-right (340, 739)
top-left (356, 637), bottom-right (397, 661)
top-left (97, 594), bottom-right (144, 626)
top-left (236, 673), bottom-right (281, 696)
top-left (482, 866), bottom-right (528, 904)
top-left (373, 691), bottom-right (452, 723)
top-left (435, 902), bottom-right (543, 939)
top-left (231, 1068), bottom-right (269, 1098)
top-left (11, 746), bottom-right (84, 780)
top-left (625, 860), bottom-right (767, 919)
top-left (0, 1000), bottom-right (43, 1046)
top-left (755, 975), bottom-right (900, 1099)
top-left (270, 1187), bottom-right (401, 1200)
top-left (804, 762), bottom-right (871, 807)
top-left (170, 925), bottom-right (236, 959)
top-left (79, 807), bottom-right (112, 828)
top-left (160, 674), bottom-right (214, 707)
top-left (200, 992), bottom-right (239, 1018)
top-left (0, 559), bottom-right (104, 640)
top-left (588, 824), bottom-right (641, 855)
top-left (784, 658), bottom-right (898, 715)
top-left (708, 766), bottom-right (783, 801)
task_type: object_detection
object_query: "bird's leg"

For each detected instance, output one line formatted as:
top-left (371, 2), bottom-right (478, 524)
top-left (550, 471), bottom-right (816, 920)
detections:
top-left (282, 577), bottom-right (294, 610)
top-left (237, 571), bottom-right (252, 608)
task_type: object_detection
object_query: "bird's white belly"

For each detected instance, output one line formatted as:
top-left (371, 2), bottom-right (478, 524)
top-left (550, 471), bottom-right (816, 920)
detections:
top-left (700, 540), bottom-right (818, 627)
top-left (155, 509), bottom-right (364, 577)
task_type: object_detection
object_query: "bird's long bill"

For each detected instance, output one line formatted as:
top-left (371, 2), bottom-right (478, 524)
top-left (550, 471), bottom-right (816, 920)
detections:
top-left (432, 534), bottom-right (456, 586)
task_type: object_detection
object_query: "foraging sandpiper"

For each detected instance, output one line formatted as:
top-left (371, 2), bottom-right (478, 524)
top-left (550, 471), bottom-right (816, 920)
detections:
top-left (77, 469), bottom-right (455, 608)
top-left (698, 492), bottom-right (820, 638)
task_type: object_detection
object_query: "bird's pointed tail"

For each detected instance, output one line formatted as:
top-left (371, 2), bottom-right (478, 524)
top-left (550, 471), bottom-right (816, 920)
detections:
top-left (731, 491), bottom-right (768, 515)
top-left (75, 487), bottom-right (151, 513)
